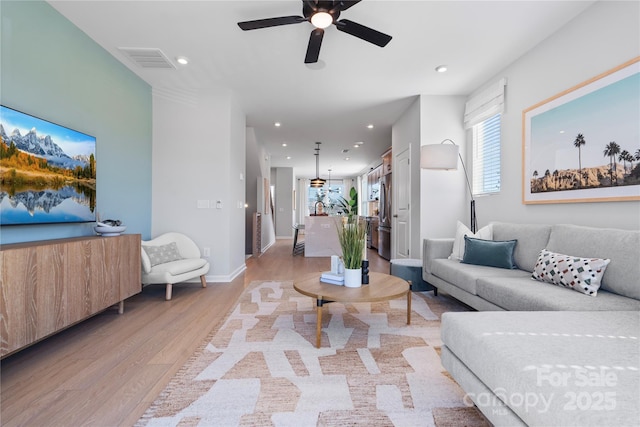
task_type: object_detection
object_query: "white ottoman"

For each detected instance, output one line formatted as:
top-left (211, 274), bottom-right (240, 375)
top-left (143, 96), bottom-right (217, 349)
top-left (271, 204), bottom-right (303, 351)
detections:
top-left (389, 258), bottom-right (434, 293)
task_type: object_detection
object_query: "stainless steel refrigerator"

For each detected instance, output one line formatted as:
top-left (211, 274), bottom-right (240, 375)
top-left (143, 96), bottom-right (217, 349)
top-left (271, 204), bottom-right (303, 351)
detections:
top-left (378, 173), bottom-right (391, 260)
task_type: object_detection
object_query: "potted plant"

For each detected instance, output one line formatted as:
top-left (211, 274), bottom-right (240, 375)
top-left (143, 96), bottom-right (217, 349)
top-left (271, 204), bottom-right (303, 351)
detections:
top-left (335, 187), bottom-right (358, 218)
top-left (336, 188), bottom-right (366, 287)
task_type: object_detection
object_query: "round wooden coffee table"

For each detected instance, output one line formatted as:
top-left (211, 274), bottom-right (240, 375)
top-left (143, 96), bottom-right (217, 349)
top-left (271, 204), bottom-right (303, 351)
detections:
top-left (293, 272), bottom-right (411, 348)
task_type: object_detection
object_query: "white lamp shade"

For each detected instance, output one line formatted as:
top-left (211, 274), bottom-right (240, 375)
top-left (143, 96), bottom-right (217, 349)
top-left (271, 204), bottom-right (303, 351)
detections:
top-left (420, 144), bottom-right (459, 170)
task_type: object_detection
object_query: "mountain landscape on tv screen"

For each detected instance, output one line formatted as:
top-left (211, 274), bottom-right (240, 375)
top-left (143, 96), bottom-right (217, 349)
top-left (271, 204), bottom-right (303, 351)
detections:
top-left (0, 124), bottom-right (89, 170)
top-left (0, 109), bottom-right (96, 225)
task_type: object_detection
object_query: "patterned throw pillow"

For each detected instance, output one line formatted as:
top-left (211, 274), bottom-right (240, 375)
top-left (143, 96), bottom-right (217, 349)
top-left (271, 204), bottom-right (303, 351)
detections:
top-left (143, 242), bottom-right (183, 267)
top-left (532, 249), bottom-right (610, 297)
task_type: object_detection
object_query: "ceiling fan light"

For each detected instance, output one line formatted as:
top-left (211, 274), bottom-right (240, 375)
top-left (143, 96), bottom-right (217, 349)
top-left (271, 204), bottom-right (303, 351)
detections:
top-left (311, 12), bottom-right (333, 29)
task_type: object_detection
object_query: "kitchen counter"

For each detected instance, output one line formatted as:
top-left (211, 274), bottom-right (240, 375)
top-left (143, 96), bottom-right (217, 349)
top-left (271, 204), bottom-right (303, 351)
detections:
top-left (304, 215), bottom-right (343, 257)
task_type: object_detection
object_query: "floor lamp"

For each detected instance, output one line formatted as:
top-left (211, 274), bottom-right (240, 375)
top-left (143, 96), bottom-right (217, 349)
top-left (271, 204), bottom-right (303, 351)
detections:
top-left (420, 139), bottom-right (477, 233)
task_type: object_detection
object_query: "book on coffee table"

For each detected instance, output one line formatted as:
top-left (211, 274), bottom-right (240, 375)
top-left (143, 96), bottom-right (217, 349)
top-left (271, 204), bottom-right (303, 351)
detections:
top-left (320, 271), bottom-right (344, 285)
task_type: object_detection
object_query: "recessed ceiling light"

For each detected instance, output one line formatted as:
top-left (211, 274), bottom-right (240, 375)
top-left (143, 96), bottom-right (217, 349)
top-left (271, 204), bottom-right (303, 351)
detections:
top-left (286, 156), bottom-right (291, 160)
top-left (176, 56), bottom-right (189, 65)
top-left (367, 124), bottom-right (374, 129)
top-left (435, 65), bottom-right (448, 73)
top-left (354, 142), bottom-right (364, 148)
top-left (282, 143), bottom-right (287, 147)
top-left (344, 157), bottom-right (350, 161)
top-left (274, 122), bottom-right (281, 127)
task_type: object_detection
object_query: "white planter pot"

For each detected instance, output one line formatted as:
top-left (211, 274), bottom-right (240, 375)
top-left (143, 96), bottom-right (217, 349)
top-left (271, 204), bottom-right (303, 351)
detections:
top-left (344, 268), bottom-right (362, 288)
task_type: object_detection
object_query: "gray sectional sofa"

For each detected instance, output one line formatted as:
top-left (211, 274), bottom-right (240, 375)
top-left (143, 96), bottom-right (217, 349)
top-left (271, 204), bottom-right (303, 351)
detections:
top-left (422, 222), bottom-right (640, 426)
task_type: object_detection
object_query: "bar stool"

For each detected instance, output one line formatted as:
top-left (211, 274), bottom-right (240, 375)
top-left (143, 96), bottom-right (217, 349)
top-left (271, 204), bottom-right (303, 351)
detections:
top-left (292, 223), bottom-right (305, 255)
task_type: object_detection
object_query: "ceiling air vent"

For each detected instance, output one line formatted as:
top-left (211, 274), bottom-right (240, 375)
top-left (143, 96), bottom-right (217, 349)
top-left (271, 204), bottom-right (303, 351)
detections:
top-left (118, 47), bottom-right (176, 69)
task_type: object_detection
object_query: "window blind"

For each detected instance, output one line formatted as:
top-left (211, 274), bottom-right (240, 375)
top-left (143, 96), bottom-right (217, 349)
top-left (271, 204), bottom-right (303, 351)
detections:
top-left (464, 77), bottom-right (507, 129)
top-left (472, 113), bottom-right (501, 195)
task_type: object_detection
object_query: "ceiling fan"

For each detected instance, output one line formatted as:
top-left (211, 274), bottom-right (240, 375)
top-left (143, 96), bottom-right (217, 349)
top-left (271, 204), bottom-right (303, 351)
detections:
top-left (237, 0), bottom-right (392, 64)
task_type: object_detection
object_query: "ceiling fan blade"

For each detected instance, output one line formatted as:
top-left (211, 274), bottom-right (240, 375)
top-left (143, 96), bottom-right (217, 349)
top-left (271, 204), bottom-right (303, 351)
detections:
top-left (335, 19), bottom-right (392, 47)
top-left (305, 28), bottom-right (324, 63)
top-left (303, 0), bottom-right (319, 12)
top-left (334, 1), bottom-right (362, 11)
top-left (238, 16), bottom-right (306, 31)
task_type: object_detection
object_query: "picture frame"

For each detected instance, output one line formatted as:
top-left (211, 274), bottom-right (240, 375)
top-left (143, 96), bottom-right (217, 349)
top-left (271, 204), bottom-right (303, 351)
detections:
top-left (522, 57), bottom-right (640, 204)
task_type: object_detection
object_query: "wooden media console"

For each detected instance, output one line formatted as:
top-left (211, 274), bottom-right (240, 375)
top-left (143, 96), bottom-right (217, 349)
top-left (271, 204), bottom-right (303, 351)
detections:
top-left (0, 234), bottom-right (141, 358)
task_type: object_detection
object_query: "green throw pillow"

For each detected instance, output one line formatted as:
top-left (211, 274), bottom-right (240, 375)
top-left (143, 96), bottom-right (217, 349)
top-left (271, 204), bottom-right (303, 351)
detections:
top-left (461, 236), bottom-right (518, 269)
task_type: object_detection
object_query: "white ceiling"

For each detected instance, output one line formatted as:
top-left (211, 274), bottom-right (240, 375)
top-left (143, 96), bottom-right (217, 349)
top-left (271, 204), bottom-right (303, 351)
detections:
top-left (48, 0), bottom-right (594, 179)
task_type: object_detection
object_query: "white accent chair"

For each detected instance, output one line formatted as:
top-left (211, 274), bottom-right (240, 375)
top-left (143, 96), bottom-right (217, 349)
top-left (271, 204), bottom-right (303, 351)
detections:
top-left (141, 232), bottom-right (209, 300)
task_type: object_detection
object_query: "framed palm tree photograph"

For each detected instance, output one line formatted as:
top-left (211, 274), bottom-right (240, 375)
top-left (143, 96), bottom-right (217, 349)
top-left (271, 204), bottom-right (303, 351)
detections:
top-left (522, 56), bottom-right (640, 204)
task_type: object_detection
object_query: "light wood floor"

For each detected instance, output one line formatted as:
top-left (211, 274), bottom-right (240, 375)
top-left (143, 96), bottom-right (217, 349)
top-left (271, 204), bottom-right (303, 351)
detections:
top-left (0, 239), bottom-right (390, 427)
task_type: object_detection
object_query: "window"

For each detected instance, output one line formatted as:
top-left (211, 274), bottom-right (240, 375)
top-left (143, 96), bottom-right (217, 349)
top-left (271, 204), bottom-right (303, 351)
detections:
top-left (307, 183), bottom-right (345, 214)
top-left (464, 77), bottom-right (506, 196)
top-left (472, 113), bottom-right (501, 195)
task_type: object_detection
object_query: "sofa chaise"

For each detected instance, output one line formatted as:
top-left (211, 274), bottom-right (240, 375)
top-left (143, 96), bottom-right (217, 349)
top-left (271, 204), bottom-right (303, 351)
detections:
top-left (422, 222), bottom-right (640, 426)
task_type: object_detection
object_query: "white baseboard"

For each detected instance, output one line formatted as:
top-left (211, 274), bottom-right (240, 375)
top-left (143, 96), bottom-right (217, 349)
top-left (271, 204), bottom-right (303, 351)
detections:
top-left (186, 262), bottom-right (247, 283)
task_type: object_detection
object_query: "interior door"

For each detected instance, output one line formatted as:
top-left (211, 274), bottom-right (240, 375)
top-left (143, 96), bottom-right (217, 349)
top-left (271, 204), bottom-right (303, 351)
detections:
top-left (393, 147), bottom-right (411, 259)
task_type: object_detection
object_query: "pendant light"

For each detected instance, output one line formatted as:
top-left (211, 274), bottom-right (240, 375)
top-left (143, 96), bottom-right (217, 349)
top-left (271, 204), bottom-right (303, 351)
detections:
top-left (310, 142), bottom-right (326, 188)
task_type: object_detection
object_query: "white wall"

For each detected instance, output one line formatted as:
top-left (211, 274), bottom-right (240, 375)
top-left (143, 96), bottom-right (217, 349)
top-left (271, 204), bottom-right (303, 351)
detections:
top-left (245, 127), bottom-right (275, 253)
top-left (419, 95), bottom-right (467, 240)
top-left (152, 87), bottom-right (246, 282)
top-left (228, 95), bottom-right (247, 273)
top-left (392, 96), bottom-right (421, 257)
top-left (0, 1), bottom-right (152, 244)
top-left (472, 0), bottom-right (640, 230)
top-left (394, 94), bottom-right (467, 255)
top-left (274, 167), bottom-right (294, 238)
top-left (414, 0), bottom-right (640, 247)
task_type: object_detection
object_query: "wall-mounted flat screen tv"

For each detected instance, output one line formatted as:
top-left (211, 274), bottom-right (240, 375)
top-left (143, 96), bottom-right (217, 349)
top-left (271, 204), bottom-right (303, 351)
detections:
top-left (0, 105), bottom-right (96, 225)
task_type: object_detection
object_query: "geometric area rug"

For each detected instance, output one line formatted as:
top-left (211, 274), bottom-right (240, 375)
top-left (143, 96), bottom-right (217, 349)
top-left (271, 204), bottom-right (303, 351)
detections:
top-left (136, 280), bottom-right (488, 427)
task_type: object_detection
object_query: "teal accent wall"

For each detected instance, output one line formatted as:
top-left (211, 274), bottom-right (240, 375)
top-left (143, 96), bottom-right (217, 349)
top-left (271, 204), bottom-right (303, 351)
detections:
top-left (0, 1), bottom-right (152, 243)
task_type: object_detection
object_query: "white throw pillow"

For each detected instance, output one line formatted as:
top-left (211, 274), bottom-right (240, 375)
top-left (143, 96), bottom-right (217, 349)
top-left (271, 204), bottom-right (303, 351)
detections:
top-left (449, 221), bottom-right (493, 261)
